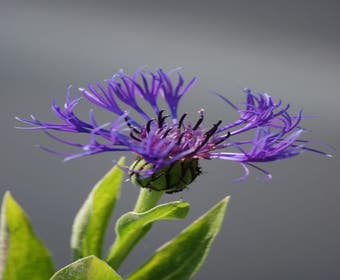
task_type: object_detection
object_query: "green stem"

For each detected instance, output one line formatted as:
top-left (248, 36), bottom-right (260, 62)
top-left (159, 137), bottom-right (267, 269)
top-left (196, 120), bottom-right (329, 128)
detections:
top-left (134, 188), bottom-right (163, 213)
top-left (107, 188), bottom-right (163, 269)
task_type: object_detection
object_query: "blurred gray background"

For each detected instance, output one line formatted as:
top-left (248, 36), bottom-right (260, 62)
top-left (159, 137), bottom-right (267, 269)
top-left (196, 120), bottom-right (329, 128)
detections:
top-left (1, 0), bottom-right (339, 279)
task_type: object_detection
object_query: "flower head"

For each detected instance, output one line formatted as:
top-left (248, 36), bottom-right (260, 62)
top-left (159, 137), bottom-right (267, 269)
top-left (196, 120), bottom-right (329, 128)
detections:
top-left (16, 68), bottom-right (330, 191)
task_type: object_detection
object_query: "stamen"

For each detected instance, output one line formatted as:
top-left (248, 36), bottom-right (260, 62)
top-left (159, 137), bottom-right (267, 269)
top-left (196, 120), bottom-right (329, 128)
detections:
top-left (146, 119), bottom-right (155, 133)
top-left (214, 131), bottom-right (231, 145)
top-left (205, 120), bottom-right (222, 137)
top-left (177, 132), bottom-right (186, 145)
top-left (158, 112), bottom-right (169, 128)
top-left (130, 131), bottom-right (142, 142)
top-left (157, 110), bottom-right (165, 127)
top-left (193, 111), bottom-right (204, 130)
top-left (124, 117), bottom-right (133, 128)
top-left (192, 120), bottom-right (223, 153)
top-left (126, 116), bottom-right (142, 135)
top-left (162, 128), bottom-right (172, 138)
top-left (132, 127), bottom-right (141, 134)
top-left (178, 113), bottom-right (187, 128)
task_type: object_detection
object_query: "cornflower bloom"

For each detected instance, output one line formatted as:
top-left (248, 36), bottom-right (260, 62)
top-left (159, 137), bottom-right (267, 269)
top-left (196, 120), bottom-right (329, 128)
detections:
top-left (16, 69), bottom-right (330, 192)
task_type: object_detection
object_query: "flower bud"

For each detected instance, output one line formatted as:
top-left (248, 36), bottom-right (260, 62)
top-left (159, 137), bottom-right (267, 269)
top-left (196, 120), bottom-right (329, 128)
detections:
top-left (129, 158), bottom-right (201, 193)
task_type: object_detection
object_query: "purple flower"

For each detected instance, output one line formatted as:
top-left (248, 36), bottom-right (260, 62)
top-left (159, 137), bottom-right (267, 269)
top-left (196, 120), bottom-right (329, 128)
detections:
top-left (16, 68), bottom-right (330, 182)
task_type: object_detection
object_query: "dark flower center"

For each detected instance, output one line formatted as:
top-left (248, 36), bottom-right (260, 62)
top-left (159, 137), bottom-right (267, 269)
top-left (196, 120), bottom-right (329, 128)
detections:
top-left (125, 110), bottom-right (230, 160)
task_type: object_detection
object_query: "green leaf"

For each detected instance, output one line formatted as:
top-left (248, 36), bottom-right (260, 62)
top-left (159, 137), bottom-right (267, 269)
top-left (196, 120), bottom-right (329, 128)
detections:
top-left (117, 200), bottom-right (190, 237)
top-left (106, 200), bottom-right (190, 269)
top-left (0, 191), bottom-right (54, 279)
top-left (71, 157), bottom-right (125, 260)
top-left (50, 255), bottom-right (123, 280)
top-left (127, 196), bottom-right (230, 280)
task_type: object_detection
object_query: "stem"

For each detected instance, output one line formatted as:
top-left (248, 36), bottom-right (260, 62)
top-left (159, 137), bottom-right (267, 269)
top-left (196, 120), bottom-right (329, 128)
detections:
top-left (107, 188), bottom-right (163, 270)
top-left (134, 188), bottom-right (163, 213)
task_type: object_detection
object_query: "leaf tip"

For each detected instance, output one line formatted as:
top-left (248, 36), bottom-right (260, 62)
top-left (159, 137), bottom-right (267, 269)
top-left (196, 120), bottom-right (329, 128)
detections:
top-left (222, 195), bottom-right (231, 205)
top-left (217, 196), bottom-right (231, 214)
top-left (2, 191), bottom-right (12, 202)
top-left (117, 156), bottom-right (126, 166)
top-left (2, 191), bottom-right (18, 210)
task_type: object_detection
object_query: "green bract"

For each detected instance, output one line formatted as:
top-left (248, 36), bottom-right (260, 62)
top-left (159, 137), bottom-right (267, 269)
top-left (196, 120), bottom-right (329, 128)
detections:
top-left (129, 158), bottom-right (201, 193)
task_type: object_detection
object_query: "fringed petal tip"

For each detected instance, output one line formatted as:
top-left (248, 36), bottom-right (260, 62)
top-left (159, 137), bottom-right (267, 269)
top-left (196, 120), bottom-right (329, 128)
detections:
top-left (232, 163), bottom-right (272, 182)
